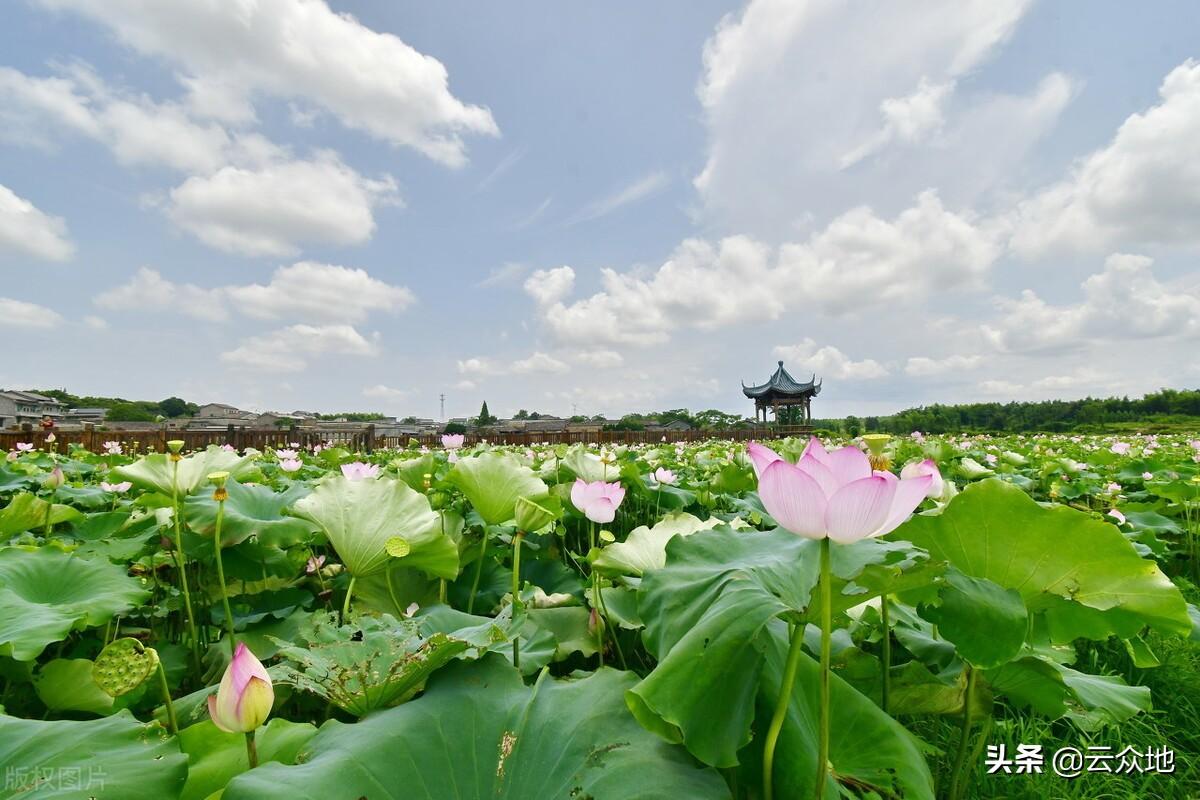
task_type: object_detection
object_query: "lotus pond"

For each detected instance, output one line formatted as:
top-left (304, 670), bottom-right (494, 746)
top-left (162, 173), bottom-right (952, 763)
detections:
top-left (1, 432), bottom-right (1198, 799)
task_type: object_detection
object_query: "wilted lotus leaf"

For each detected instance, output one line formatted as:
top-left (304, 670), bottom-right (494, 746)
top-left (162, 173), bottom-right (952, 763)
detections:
top-left (269, 612), bottom-right (469, 716)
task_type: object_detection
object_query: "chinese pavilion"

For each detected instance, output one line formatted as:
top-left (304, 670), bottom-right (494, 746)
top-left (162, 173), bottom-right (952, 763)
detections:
top-left (742, 361), bottom-right (821, 424)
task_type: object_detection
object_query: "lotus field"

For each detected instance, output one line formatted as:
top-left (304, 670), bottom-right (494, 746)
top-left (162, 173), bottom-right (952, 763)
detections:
top-left (2, 432), bottom-right (1199, 799)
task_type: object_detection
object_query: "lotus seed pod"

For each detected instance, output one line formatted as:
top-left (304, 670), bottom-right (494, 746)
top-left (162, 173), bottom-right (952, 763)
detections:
top-left (385, 536), bottom-right (411, 558)
top-left (93, 637), bottom-right (159, 697)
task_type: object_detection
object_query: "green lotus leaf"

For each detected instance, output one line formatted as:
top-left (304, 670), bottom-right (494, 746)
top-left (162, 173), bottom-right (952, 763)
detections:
top-left (34, 658), bottom-right (138, 715)
top-left (446, 452), bottom-right (548, 526)
top-left (183, 478), bottom-right (317, 548)
top-left (0, 711), bottom-right (187, 799)
top-left (223, 655), bottom-right (729, 800)
top-left (918, 570), bottom-right (1028, 669)
top-left (291, 475), bottom-right (458, 579)
top-left (562, 446), bottom-right (619, 483)
top-left (112, 445), bottom-right (256, 497)
top-left (987, 654), bottom-right (1151, 729)
top-left (179, 718), bottom-right (318, 800)
top-left (899, 479), bottom-right (1191, 639)
top-left (627, 525), bottom-right (935, 786)
top-left (0, 547), bottom-right (150, 660)
top-left (0, 493), bottom-right (83, 536)
top-left (592, 513), bottom-right (737, 579)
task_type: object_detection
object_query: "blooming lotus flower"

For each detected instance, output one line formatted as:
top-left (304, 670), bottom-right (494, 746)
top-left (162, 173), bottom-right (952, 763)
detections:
top-left (341, 461), bottom-right (380, 481)
top-left (442, 434), bottom-right (465, 450)
top-left (1110, 442), bottom-right (1130, 455)
top-left (305, 554), bottom-right (325, 574)
top-left (984, 453), bottom-right (998, 465)
top-left (276, 449), bottom-right (298, 460)
top-left (1108, 509), bottom-right (1126, 526)
top-left (207, 643), bottom-right (274, 733)
top-left (279, 458), bottom-right (302, 473)
top-left (100, 480), bottom-right (132, 493)
top-left (570, 478), bottom-right (626, 524)
top-left (751, 438), bottom-right (932, 543)
top-left (15, 442), bottom-right (34, 452)
top-left (1142, 471), bottom-right (1154, 481)
top-left (900, 459), bottom-right (944, 499)
top-left (103, 441), bottom-right (122, 455)
top-left (1105, 482), bottom-right (1121, 494)
top-left (653, 467), bottom-right (677, 485)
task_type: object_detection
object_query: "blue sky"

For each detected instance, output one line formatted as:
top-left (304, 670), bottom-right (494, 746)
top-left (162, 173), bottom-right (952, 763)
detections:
top-left (2, 0), bottom-right (1199, 420)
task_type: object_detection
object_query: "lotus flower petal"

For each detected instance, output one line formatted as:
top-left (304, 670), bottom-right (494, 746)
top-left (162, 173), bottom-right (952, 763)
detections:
top-left (759, 459), bottom-right (827, 539)
top-left (825, 476), bottom-right (895, 544)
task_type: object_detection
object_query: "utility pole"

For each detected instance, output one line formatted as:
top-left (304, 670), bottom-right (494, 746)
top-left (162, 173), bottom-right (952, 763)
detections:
top-left (439, 393), bottom-right (445, 421)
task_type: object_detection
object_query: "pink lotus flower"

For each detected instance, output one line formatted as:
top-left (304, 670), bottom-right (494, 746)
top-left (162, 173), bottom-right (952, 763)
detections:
top-left (15, 442), bottom-right (33, 452)
top-left (102, 441), bottom-right (122, 455)
top-left (276, 449), bottom-right (298, 460)
top-left (653, 467), bottom-right (677, 485)
top-left (571, 478), bottom-right (626, 524)
top-left (900, 459), bottom-right (944, 499)
top-left (207, 643), bottom-right (274, 733)
top-left (341, 461), bottom-right (380, 481)
top-left (442, 434), bottom-right (465, 450)
top-left (1190, 440), bottom-right (1200, 451)
top-left (1142, 471), bottom-right (1154, 481)
top-left (100, 481), bottom-right (132, 493)
top-left (1110, 442), bottom-right (1130, 455)
top-left (984, 453), bottom-right (998, 465)
top-left (750, 438), bottom-right (932, 543)
top-left (448, 451), bottom-right (459, 464)
top-left (1107, 509), bottom-right (1126, 526)
top-left (279, 458), bottom-right (302, 473)
top-left (1105, 482), bottom-right (1121, 494)
top-left (305, 554), bottom-right (325, 574)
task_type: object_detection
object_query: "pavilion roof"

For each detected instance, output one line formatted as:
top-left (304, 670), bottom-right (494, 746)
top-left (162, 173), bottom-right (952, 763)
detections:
top-left (742, 361), bottom-right (822, 398)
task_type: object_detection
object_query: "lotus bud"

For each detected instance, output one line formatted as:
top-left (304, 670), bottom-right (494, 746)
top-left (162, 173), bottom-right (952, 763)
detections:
top-left (42, 466), bottom-right (65, 490)
top-left (207, 643), bottom-right (274, 733)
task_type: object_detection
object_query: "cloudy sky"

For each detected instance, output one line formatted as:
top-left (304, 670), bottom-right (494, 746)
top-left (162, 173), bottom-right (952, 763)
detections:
top-left (2, 0), bottom-right (1199, 419)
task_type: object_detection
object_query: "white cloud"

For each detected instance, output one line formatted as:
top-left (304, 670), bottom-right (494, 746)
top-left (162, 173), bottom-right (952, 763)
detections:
top-left (978, 379), bottom-right (1023, 396)
top-left (362, 384), bottom-right (410, 400)
top-left (82, 315), bottom-right (108, 330)
top-left (1012, 59), bottom-right (1200, 257)
top-left (524, 266), bottom-right (576, 306)
top-left (166, 153), bottom-right (398, 257)
top-left (773, 339), bottom-right (888, 380)
top-left (982, 253), bottom-right (1200, 352)
top-left (694, 0), bottom-right (1045, 234)
top-left (564, 171), bottom-right (669, 225)
top-left (95, 267), bottom-right (228, 321)
top-left (38, 0), bottom-right (498, 166)
top-left (0, 183), bottom-right (74, 261)
top-left (0, 64), bottom-right (278, 174)
top-left (227, 261), bottom-right (415, 321)
top-left (220, 324), bottom-right (378, 372)
top-left (572, 349), bottom-right (624, 369)
top-left (95, 262), bottom-right (414, 324)
top-left (904, 354), bottom-right (983, 376)
top-left (458, 351), bottom-right (570, 376)
top-left (511, 352), bottom-right (569, 374)
top-left (0, 297), bottom-right (63, 328)
top-left (528, 191), bottom-right (999, 346)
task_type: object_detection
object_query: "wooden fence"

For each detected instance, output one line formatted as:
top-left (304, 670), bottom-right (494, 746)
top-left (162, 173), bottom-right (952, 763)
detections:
top-left (0, 425), bottom-right (814, 455)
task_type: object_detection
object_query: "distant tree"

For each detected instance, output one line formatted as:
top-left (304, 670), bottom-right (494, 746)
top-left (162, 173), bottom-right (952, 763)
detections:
top-left (478, 401), bottom-right (496, 426)
top-left (513, 409), bottom-right (529, 420)
top-left (402, 416), bottom-right (417, 424)
top-left (844, 415), bottom-right (862, 437)
top-left (106, 402), bottom-right (156, 422)
top-left (569, 415), bottom-right (587, 423)
top-left (159, 396), bottom-right (189, 417)
top-left (444, 422), bottom-right (467, 434)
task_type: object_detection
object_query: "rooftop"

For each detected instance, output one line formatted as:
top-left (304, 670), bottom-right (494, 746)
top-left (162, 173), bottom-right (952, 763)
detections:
top-left (742, 361), bottom-right (822, 399)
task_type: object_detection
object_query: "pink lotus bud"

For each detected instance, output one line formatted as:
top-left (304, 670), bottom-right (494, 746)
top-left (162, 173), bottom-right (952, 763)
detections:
top-left (42, 466), bottom-right (65, 490)
top-left (207, 643), bottom-right (274, 733)
top-left (441, 434), bottom-right (465, 450)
